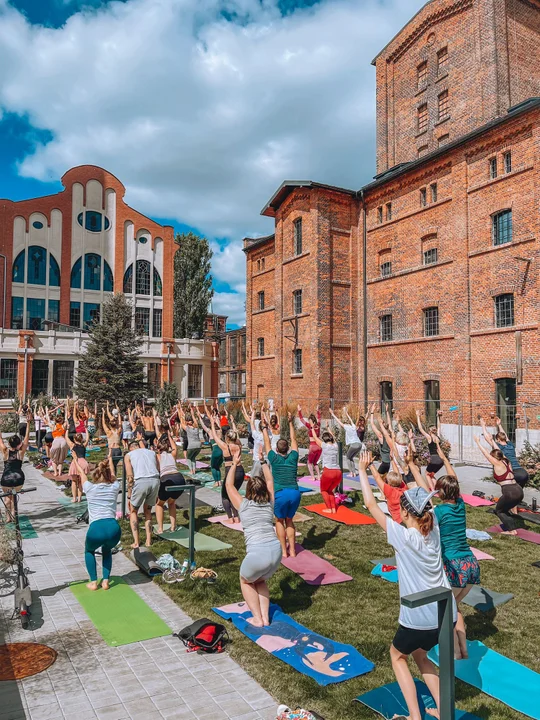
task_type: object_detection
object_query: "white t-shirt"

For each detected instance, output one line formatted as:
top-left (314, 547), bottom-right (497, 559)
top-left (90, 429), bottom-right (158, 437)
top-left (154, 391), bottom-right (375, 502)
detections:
top-left (251, 426), bottom-right (264, 460)
top-left (344, 424), bottom-right (360, 446)
top-left (387, 514), bottom-right (457, 630)
top-left (270, 432), bottom-right (280, 452)
top-left (84, 480), bottom-right (119, 524)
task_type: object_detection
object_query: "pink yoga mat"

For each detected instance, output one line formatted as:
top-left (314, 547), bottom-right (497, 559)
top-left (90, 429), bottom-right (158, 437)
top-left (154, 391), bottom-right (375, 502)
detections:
top-left (462, 494), bottom-right (495, 507)
top-left (281, 544), bottom-right (352, 585)
top-left (300, 477), bottom-right (354, 492)
top-left (179, 459), bottom-right (210, 469)
top-left (471, 547), bottom-right (495, 560)
top-left (208, 515), bottom-right (301, 536)
top-left (487, 525), bottom-right (540, 544)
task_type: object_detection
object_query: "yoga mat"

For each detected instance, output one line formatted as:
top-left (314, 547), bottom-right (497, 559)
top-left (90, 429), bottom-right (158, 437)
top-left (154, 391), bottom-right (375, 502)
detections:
top-left (298, 487), bottom-right (314, 494)
top-left (429, 640), bottom-right (540, 720)
top-left (487, 525), bottom-right (540, 544)
top-left (377, 501), bottom-right (390, 515)
top-left (370, 556), bottom-right (396, 566)
top-left (461, 585), bottom-right (513, 612)
top-left (462, 493), bottom-right (495, 507)
top-left (281, 544), bottom-right (352, 585)
top-left (70, 577), bottom-right (171, 647)
top-left (299, 477), bottom-right (354, 492)
top-left (6, 515), bottom-right (38, 539)
top-left (519, 512), bottom-right (540, 526)
top-left (58, 494), bottom-right (88, 515)
top-left (44, 471), bottom-right (70, 482)
top-left (153, 523), bottom-right (231, 551)
top-left (213, 601), bottom-right (374, 685)
top-left (207, 515), bottom-right (244, 532)
top-left (371, 563), bottom-right (398, 583)
top-left (344, 473), bottom-right (377, 487)
top-left (179, 459), bottom-right (210, 469)
top-left (355, 679), bottom-right (480, 720)
top-left (304, 503), bottom-right (377, 525)
top-left (471, 547), bottom-right (495, 560)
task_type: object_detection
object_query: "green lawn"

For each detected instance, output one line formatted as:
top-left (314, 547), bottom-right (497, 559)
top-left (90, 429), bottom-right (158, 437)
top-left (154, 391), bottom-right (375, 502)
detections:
top-left (117, 449), bottom-right (540, 720)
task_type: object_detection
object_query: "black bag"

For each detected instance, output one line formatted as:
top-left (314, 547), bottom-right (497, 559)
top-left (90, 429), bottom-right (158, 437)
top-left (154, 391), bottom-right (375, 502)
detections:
top-left (247, 431), bottom-right (254, 450)
top-left (174, 618), bottom-right (229, 654)
top-left (77, 509), bottom-right (89, 524)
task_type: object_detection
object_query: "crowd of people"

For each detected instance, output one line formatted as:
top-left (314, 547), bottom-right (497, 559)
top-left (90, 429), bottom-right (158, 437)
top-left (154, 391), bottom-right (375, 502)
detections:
top-left (0, 397), bottom-right (532, 720)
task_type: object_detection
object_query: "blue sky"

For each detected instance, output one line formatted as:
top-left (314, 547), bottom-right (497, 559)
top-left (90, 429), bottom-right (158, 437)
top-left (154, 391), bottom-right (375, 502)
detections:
top-left (0, 0), bottom-right (420, 327)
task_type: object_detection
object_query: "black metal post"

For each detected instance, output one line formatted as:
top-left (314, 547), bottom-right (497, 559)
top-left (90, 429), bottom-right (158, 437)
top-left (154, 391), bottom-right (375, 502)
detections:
top-left (338, 440), bottom-right (344, 494)
top-left (401, 587), bottom-right (455, 720)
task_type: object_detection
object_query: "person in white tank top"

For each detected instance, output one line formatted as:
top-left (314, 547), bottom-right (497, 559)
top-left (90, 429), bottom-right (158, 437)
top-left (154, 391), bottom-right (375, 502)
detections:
top-left (124, 443), bottom-right (160, 548)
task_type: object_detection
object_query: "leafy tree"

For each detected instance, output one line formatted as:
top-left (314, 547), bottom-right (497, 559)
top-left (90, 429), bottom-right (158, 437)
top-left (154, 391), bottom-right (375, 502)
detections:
top-left (155, 382), bottom-right (179, 416)
top-left (75, 293), bottom-right (145, 406)
top-left (173, 231), bottom-right (214, 338)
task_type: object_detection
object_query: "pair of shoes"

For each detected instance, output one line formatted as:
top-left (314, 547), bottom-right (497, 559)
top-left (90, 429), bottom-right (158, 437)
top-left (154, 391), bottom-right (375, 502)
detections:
top-left (276, 707), bottom-right (319, 720)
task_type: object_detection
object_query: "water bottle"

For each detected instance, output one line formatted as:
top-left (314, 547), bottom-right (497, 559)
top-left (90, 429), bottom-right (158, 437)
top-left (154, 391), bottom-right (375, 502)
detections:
top-left (180, 559), bottom-right (189, 576)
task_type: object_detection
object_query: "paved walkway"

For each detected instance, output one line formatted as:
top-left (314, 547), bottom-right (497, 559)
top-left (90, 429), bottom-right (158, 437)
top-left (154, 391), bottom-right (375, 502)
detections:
top-left (0, 463), bottom-right (276, 720)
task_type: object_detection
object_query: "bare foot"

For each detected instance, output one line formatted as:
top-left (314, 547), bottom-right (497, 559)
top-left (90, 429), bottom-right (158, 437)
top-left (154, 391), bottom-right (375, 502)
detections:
top-left (86, 581), bottom-right (99, 591)
top-left (131, 543), bottom-right (139, 549)
top-left (246, 616), bottom-right (264, 628)
top-left (501, 530), bottom-right (518, 536)
top-left (289, 549), bottom-right (297, 558)
top-left (157, 527), bottom-right (164, 535)
top-left (102, 580), bottom-right (110, 591)
top-left (322, 508), bottom-right (333, 514)
top-left (72, 498), bottom-right (77, 504)
top-left (262, 618), bottom-right (270, 626)
top-left (331, 509), bottom-right (337, 514)
top-left (170, 525), bottom-right (176, 532)
top-left (426, 709), bottom-right (439, 719)
top-left (282, 552), bottom-right (288, 559)
top-left (233, 518), bottom-right (240, 524)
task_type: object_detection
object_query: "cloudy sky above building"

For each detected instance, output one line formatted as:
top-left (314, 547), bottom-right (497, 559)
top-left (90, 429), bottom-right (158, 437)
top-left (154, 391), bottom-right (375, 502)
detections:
top-left (0, 0), bottom-right (421, 326)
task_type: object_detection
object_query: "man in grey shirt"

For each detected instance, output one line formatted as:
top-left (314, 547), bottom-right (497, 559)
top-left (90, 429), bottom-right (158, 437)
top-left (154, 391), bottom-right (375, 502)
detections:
top-left (124, 440), bottom-right (160, 548)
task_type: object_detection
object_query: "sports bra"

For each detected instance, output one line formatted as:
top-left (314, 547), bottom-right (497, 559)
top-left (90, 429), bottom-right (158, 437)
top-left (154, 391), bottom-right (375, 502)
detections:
top-left (493, 460), bottom-right (514, 483)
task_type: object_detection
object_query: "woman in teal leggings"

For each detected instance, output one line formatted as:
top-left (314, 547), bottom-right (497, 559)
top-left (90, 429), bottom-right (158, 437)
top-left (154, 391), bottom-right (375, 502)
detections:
top-left (75, 458), bottom-right (121, 590)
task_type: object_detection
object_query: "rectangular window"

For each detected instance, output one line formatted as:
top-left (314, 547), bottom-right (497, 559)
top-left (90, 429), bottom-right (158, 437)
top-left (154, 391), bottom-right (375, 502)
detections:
top-left (83, 303), bottom-right (100, 331)
top-left (258, 291), bottom-right (265, 310)
top-left (240, 371), bottom-right (246, 396)
top-left (52, 360), bottom-right (74, 397)
top-left (135, 307), bottom-right (150, 336)
top-left (438, 90), bottom-right (449, 121)
top-left (11, 296), bottom-right (24, 330)
top-left (152, 308), bottom-right (162, 337)
top-left (219, 339), bottom-right (226, 365)
top-left (0, 359), bottom-right (18, 400)
top-left (424, 380), bottom-right (440, 426)
top-left (230, 372), bottom-right (239, 397)
top-left (230, 336), bottom-right (238, 365)
top-left (492, 210), bottom-right (512, 246)
top-left (26, 297), bottom-right (45, 331)
top-left (380, 261), bottom-right (392, 278)
top-left (47, 299), bottom-right (60, 324)
top-left (423, 247), bottom-right (438, 265)
top-left (420, 188), bottom-right (427, 207)
top-left (437, 47), bottom-right (448, 74)
top-left (188, 364), bottom-right (203, 398)
top-left (385, 202), bottom-right (392, 221)
top-left (496, 378), bottom-right (516, 442)
top-left (417, 61), bottom-right (428, 88)
top-left (293, 348), bottom-right (303, 374)
top-left (418, 145), bottom-right (429, 157)
top-left (380, 314), bottom-right (393, 342)
top-left (495, 293), bottom-right (514, 328)
top-left (31, 359), bottom-right (49, 396)
top-left (257, 337), bottom-right (265, 357)
top-left (423, 306), bottom-right (439, 337)
top-left (293, 218), bottom-right (303, 255)
top-left (489, 157), bottom-right (498, 179)
top-left (147, 363), bottom-right (160, 398)
top-left (417, 103), bottom-right (428, 133)
top-left (219, 372), bottom-right (227, 394)
top-left (240, 334), bottom-right (246, 363)
top-left (438, 134), bottom-right (449, 146)
top-left (380, 381), bottom-right (393, 415)
top-left (430, 183), bottom-right (438, 202)
top-left (377, 206), bottom-right (383, 224)
top-left (293, 289), bottom-right (303, 315)
top-left (70, 302), bottom-right (81, 329)
top-left (261, 258), bottom-right (265, 270)
top-left (504, 151), bottom-right (512, 174)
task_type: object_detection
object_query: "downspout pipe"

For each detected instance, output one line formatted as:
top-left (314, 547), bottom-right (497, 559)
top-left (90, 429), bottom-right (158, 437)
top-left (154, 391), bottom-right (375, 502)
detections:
top-left (360, 190), bottom-right (368, 412)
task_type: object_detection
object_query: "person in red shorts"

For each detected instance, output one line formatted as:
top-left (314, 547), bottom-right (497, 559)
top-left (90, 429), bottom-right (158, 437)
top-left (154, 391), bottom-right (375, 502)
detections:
top-left (311, 429), bottom-right (342, 514)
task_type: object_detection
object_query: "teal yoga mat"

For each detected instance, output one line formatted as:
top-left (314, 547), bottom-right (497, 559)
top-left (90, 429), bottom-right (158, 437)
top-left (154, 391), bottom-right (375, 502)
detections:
top-left (7, 515), bottom-right (38, 539)
top-left (58, 494), bottom-right (87, 515)
top-left (429, 640), bottom-right (540, 720)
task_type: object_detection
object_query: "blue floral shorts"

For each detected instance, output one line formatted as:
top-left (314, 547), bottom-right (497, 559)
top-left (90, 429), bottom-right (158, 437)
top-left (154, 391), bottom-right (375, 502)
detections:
top-left (444, 555), bottom-right (481, 589)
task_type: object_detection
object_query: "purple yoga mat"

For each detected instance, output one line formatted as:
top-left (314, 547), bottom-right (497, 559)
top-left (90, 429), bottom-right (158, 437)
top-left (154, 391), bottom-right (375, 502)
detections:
top-left (281, 544), bottom-right (352, 585)
top-left (487, 525), bottom-right (540, 544)
top-left (178, 459), bottom-right (210, 469)
top-left (300, 477), bottom-right (354, 492)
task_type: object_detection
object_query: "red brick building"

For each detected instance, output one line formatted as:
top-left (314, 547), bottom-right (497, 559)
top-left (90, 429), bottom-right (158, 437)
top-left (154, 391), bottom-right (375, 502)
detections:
top-left (204, 313), bottom-right (247, 398)
top-left (244, 0), bottom-right (540, 459)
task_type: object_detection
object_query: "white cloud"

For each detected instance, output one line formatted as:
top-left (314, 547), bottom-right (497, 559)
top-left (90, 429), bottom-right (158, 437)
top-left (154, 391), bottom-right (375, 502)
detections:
top-left (0, 0), bottom-right (421, 324)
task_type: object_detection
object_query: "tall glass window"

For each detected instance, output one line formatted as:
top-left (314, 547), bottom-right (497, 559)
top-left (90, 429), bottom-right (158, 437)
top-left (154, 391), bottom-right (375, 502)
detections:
top-left (71, 258), bottom-right (82, 289)
top-left (84, 253), bottom-right (102, 291)
top-left (53, 361), bottom-right (74, 397)
top-left (153, 268), bottom-right (162, 296)
top-left (11, 297), bottom-right (24, 329)
top-left (12, 250), bottom-right (25, 283)
top-left (27, 298), bottom-right (45, 330)
top-left (70, 302), bottom-right (81, 328)
top-left (32, 360), bottom-right (49, 396)
top-left (136, 261), bottom-right (151, 295)
top-left (83, 303), bottom-right (100, 330)
top-left (152, 309), bottom-right (162, 337)
top-left (123, 265), bottom-right (133, 294)
top-left (135, 307), bottom-right (150, 335)
top-left (27, 246), bottom-right (47, 285)
top-left (380, 381), bottom-right (393, 415)
top-left (424, 380), bottom-right (440, 426)
top-left (188, 364), bottom-right (203, 397)
top-left (104, 261), bottom-right (114, 291)
top-left (49, 255), bottom-right (60, 287)
top-left (47, 299), bottom-right (60, 324)
top-left (0, 359), bottom-right (18, 399)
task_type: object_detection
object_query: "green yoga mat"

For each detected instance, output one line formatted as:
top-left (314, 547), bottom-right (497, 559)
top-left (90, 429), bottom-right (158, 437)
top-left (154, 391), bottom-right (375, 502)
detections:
top-left (70, 577), bottom-right (171, 647)
top-left (7, 515), bottom-right (38, 539)
top-left (153, 523), bottom-right (231, 551)
top-left (58, 494), bottom-right (87, 515)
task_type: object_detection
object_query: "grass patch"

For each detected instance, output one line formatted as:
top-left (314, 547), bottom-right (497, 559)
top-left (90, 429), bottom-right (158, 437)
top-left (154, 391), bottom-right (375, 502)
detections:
top-left (119, 450), bottom-right (540, 720)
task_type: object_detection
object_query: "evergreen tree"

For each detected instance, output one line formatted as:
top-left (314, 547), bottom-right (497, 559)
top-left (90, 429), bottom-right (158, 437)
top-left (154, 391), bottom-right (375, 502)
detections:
top-left (173, 231), bottom-right (214, 338)
top-left (75, 293), bottom-right (146, 405)
top-left (155, 382), bottom-right (179, 416)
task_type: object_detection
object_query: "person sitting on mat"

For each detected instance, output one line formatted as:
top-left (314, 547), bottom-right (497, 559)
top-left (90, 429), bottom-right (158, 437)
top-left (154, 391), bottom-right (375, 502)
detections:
top-left (406, 440), bottom-right (480, 660)
top-left (264, 412), bottom-right (300, 558)
top-left (358, 450), bottom-right (457, 720)
top-left (124, 440), bottom-right (160, 548)
top-left (225, 448), bottom-right (281, 627)
top-left (155, 431), bottom-right (185, 535)
top-left (75, 457), bottom-right (120, 591)
top-left (480, 416), bottom-right (529, 488)
top-left (474, 435), bottom-right (524, 536)
top-left (310, 428), bottom-right (341, 514)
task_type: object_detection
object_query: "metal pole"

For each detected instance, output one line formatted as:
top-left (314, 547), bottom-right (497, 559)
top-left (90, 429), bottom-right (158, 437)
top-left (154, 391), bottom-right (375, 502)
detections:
top-left (458, 402), bottom-right (463, 464)
top-left (523, 403), bottom-right (530, 443)
top-left (189, 485), bottom-right (195, 567)
top-left (23, 335), bottom-right (30, 399)
top-left (121, 459), bottom-right (127, 519)
top-left (338, 440), bottom-right (344, 494)
top-left (0, 252), bottom-right (6, 328)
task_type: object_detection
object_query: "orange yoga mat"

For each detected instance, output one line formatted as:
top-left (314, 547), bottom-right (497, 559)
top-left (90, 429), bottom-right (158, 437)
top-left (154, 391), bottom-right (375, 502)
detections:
top-left (304, 503), bottom-right (377, 525)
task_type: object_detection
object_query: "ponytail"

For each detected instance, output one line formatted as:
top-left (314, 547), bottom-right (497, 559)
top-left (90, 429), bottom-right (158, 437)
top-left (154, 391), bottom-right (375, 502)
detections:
top-left (416, 510), bottom-right (434, 538)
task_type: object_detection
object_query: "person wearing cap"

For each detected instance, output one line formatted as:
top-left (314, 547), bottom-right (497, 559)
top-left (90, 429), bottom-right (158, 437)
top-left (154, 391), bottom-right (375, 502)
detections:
top-left (358, 451), bottom-right (457, 720)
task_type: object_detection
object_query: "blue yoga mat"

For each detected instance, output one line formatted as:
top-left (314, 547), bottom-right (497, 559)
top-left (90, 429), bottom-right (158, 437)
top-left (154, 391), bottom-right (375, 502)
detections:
top-left (356, 679), bottom-right (480, 720)
top-left (429, 640), bottom-right (540, 720)
top-left (213, 601), bottom-right (374, 686)
top-left (371, 563), bottom-right (398, 583)
top-left (298, 486), bottom-right (313, 494)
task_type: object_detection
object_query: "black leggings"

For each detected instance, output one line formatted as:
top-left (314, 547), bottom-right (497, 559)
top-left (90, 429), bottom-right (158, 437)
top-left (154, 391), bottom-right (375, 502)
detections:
top-left (222, 498), bottom-right (239, 520)
top-left (36, 429), bottom-right (46, 448)
top-left (496, 483), bottom-right (524, 531)
top-left (513, 467), bottom-right (529, 488)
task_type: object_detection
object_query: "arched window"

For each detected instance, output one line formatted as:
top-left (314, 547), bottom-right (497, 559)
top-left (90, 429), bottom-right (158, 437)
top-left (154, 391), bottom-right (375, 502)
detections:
top-left (84, 253), bottom-right (102, 291)
top-left (27, 246), bottom-right (47, 285)
top-left (49, 254), bottom-right (60, 287)
top-left (104, 261), bottom-right (114, 292)
top-left (136, 260), bottom-right (151, 295)
top-left (71, 258), bottom-right (82, 289)
top-left (123, 265), bottom-right (133, 294)
top-left (12, 250), bottom-right (25, 283)
top-left (153, 268), bottom-right (162, 296)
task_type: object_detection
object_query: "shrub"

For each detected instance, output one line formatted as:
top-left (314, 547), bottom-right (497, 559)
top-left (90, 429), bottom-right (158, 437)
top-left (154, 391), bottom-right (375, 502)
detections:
top-left (0, 413), bottom-right (18, 434)
top-left (518, 441), bottom-right (540, 489)
top-left (155, 382), bottom-right (179, 416)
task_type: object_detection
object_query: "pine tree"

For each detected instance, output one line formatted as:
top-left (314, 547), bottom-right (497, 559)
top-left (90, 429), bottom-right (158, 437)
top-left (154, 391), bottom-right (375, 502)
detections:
top-left (173, 231), bottom-right (214, 338)
top-left (75, 293), bottom-right (146, 405)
